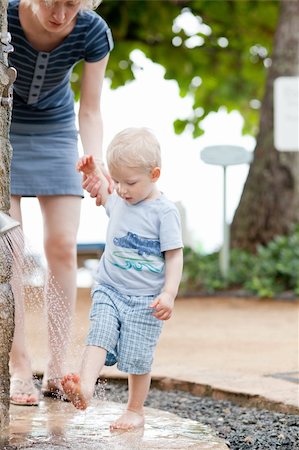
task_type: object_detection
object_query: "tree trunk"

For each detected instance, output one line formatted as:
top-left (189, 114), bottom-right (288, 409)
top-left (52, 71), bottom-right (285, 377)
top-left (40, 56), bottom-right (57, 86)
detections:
top-left (0, 0), bottom-right (15, 430)
top-left (231, 0), bottom-right (299, 252)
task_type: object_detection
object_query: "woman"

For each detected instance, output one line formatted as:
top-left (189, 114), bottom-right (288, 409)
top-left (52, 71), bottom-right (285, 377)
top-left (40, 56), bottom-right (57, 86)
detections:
top-left (8, 0), bottom-right (113, 405)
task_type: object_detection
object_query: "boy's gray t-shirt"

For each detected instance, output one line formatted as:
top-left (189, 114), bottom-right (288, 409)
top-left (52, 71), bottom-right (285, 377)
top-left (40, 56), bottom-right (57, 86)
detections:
top-left (95, 193), bottom-right (183, 296)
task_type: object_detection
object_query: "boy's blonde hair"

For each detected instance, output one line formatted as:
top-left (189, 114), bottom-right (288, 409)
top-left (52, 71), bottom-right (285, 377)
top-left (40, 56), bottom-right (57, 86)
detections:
top-left (23, 0), bottom-right (102, 13)
top-left (107, 128), bottom-right (161, 173)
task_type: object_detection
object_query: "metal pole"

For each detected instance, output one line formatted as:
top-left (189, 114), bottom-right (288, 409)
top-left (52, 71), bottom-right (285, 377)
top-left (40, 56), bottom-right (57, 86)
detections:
top-left (200, 145), bottom-right (252, 280)
top-left (220, 166), bottom-right (230, 278)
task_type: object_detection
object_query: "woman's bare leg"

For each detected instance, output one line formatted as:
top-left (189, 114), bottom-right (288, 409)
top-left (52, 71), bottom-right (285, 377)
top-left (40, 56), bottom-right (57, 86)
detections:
top-left (9, 196), bottom-right (39, 404)
top-left (39, 196), bottom-right (81, 384)
top-left (110, 373), bottom-right (151, 431)
top-left (62, 345), bottom-right (107, 409)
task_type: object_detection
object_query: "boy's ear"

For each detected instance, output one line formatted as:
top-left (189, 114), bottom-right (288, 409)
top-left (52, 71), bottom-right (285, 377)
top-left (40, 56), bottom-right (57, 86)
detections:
top-left (151, 167), bottom-right (161, 181)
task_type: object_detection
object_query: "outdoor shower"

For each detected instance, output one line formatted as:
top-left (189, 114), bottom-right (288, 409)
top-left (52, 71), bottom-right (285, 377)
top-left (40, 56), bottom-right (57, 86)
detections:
top-left (0, 211), bottom-right (19, 235)
top-left (0, 0), bottom-right (19, 430)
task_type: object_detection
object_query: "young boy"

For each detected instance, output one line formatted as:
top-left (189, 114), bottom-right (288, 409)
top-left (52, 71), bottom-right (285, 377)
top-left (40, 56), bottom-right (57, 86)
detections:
top-left (62, 127), bottom-right (183, 431)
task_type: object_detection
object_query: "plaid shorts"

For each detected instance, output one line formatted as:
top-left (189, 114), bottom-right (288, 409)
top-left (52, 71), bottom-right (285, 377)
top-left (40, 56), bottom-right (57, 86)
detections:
top-left (86, 284), bottom-right (163, 374)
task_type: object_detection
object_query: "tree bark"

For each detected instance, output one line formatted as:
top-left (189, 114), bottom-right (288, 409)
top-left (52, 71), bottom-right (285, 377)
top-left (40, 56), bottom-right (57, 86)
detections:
top-left (0, 0), bottom-right (13, 213)
top-left (231, 0), bottom-right (299, 252)
top-left (0, 0), bottom-right (15, 430)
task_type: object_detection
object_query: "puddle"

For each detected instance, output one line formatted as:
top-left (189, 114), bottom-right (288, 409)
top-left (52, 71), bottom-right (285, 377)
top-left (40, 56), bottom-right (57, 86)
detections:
top-left (3, 399), bottom-right (228, 449)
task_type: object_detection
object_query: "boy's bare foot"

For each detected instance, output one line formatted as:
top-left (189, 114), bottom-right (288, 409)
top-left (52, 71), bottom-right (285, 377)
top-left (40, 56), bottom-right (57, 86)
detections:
top-left (61, 374), bottom-right (88, 410)
top-left (110, 409), bottom-right (145, 432)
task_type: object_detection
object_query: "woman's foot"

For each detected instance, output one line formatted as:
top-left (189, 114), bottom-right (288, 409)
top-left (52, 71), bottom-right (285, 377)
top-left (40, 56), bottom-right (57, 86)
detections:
top-left (10, 377), bottom-right (39, 406)
top-left (42, 378), bottom-right (69, 401)
top-left (61, 373), bottom-right (88, 410)
top-left (110, 409), bottom-right (145, 432)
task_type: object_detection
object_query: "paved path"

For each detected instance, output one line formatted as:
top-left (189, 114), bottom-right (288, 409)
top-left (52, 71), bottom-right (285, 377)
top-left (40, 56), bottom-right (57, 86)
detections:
top-left (26, 288), bottom-right (299, 413)
top-left (7, 399), bottom-right (228, 449)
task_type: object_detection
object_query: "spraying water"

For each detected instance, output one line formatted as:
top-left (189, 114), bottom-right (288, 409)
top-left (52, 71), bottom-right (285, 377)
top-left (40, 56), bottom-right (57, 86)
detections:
top-left (1, 221), bottom-right (85, 378)
top-left (0, 215), bottom-right (79, 414)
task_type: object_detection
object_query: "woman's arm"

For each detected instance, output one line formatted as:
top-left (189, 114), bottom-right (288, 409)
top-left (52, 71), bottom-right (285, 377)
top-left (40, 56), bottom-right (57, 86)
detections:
top-left (79, 54), bottom-right (113, 193)
top-left (79, 54), bottom-right (113, 194)
top-left (79, 55), bottom-right (109, 161)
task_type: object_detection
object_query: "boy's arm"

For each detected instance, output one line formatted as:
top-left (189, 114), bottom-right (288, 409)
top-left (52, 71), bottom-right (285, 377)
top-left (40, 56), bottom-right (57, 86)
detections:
top-left (77, 155), bottom-right (111, 206)
top-left (150, 247), bottom-right (183, 320)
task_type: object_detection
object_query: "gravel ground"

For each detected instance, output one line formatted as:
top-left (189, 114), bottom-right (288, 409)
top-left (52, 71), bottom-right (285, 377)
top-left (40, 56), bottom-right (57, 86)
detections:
top-left (101, 380), bottom-right (299, 450)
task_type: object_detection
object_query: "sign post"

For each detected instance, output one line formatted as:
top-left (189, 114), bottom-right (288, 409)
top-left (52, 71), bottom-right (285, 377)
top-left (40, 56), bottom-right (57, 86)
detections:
top-left (274, 77), bottom-right (299, 152)
top-left (200, 145), bottom-right (253, 278)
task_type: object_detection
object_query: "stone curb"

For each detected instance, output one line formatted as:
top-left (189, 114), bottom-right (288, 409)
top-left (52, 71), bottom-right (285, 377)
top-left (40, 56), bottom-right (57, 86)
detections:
top-left (95, 374), bottom-right (299, 416)
top-left (34, 371), bottom-right (299, 416)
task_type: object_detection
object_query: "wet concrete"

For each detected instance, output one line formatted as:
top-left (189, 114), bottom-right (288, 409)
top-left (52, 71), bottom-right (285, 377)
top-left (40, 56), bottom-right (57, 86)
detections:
top-left (3, 399), bottom-right (228, 449)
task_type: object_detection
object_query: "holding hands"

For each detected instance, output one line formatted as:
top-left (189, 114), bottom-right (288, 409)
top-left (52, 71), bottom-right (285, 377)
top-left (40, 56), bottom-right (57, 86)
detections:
top-left (77, 155), bottom-right (113, 206)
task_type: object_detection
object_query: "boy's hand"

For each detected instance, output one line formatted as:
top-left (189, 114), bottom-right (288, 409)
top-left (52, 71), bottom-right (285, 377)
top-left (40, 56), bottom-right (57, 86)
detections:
top-left (76, 155), bottom-right (97, 176)
top-left (150, 292), bottom-right (175, 321)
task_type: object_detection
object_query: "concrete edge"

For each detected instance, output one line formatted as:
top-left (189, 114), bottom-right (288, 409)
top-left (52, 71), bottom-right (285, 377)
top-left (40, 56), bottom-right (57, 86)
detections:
top-left (104, 374), bottom-right (299, 415)
top-left (149, 376), bottom-right (299, 415)
top-left (34, 372), bottom-right (299, 415)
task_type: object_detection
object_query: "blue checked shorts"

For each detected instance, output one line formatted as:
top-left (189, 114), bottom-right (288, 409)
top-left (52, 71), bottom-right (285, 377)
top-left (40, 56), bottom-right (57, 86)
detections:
top-left (86, 284), bottom-right (163, 375)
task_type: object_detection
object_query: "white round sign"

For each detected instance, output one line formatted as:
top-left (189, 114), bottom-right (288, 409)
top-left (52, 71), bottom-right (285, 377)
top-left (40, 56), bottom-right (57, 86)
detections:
top-left (200, 145), bottom-right (253, 166)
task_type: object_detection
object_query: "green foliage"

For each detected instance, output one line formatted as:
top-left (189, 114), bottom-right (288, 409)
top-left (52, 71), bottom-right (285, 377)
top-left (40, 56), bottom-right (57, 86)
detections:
top-left (72, 0), bottom-right (280, 138)
top-left (181, 247), bottom-right (226, 293)
top-left (180, 224), bottom-right (299, 298)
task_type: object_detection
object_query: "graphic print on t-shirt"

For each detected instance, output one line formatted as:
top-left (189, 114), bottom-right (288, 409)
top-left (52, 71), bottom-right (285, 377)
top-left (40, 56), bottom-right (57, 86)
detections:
top-left (110, 232), bottom-right (164, 273)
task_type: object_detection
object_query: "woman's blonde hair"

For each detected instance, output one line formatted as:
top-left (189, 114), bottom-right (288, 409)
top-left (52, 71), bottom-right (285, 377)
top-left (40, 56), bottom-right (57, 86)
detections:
top-left (23, 0), bottom-right (102, 12)
top-left (107, 127), bottom-right (162, 174)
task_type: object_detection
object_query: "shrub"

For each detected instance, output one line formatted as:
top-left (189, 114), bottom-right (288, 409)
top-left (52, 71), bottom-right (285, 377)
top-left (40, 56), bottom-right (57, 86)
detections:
top-left (180, 225), bottom-right (299, 298)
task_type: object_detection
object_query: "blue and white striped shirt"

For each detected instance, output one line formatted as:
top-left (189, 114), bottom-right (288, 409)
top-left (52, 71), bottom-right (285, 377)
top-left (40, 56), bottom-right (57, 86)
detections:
top-left (8, 0), bottom-right (113, 130)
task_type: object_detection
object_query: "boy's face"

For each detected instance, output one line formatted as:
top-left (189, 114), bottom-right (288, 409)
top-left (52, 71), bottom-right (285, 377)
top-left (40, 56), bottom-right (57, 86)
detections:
top-left (109, 165), bottom-right (160, 205)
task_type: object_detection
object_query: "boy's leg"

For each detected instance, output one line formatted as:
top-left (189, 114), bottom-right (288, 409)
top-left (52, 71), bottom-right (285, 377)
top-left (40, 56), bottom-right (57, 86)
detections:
top-left (62, 345), bottom-right (106, 410)
top-left (63, 285), bottom-right (119, 410)
top-left (110, 373), bottom-right (151, 431)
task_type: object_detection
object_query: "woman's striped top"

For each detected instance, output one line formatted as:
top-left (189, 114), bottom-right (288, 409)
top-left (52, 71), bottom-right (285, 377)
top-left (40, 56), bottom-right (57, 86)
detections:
top-left (8, 0), bottom-right (113, 131)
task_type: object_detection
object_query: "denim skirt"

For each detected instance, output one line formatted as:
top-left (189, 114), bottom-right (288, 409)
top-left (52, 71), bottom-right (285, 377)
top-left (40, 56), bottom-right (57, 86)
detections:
top-left (10, 122), bottom-right (83, 197)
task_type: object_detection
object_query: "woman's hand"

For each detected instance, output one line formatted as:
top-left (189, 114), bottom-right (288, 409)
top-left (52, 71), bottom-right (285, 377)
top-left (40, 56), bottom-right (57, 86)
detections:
top-left (81, 174), bottom-right (101, 204)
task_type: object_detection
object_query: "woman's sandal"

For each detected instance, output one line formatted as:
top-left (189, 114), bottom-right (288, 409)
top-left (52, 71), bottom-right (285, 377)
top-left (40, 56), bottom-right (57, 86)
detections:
top-left (41, 378), bottom-right (69, 401)
top-left (10, 378), bottom-right (39, 406)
